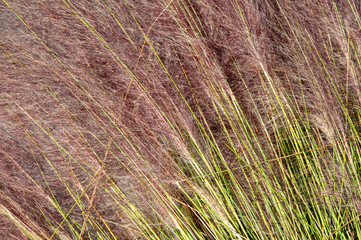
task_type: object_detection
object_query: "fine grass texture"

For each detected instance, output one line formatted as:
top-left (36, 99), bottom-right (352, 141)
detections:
top-left (1, 0), bottom-right (361, 239)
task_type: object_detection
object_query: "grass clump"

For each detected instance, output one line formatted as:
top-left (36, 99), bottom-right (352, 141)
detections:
top-left (1, 0), bottom-right (361, 239)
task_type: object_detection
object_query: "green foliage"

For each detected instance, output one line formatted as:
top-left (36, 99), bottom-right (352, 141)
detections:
top-left (1, 0), bottom-right (361, 239)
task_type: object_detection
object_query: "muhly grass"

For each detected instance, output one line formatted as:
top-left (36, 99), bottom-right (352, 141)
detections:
top-left (1, 0), bottom-right (361, 239)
